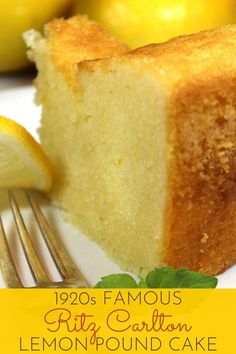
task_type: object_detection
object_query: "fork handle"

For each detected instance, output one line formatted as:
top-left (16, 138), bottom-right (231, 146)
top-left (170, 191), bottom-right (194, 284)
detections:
top-left (0, 215), bottom-right (22, 288)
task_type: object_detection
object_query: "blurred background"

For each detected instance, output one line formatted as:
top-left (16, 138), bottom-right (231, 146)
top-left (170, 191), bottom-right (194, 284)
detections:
top-left (1, 0), bottom-right (236, 74)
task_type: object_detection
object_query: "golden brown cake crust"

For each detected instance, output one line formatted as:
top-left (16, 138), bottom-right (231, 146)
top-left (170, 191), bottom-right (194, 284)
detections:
top-left (45, 15), bottom-right (129, 85)
top-left (164, 72), bottom-right (236, 275)
top-left (128, 24), bottom-right (236, 65)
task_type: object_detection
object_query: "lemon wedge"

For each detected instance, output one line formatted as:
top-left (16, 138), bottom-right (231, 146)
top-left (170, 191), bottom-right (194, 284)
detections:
top-left (0, 116), bottom-right (53, 191)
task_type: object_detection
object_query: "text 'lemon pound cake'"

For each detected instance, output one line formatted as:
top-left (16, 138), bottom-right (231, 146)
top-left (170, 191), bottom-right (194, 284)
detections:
top-left (25, 16), bottom-right (236, 275)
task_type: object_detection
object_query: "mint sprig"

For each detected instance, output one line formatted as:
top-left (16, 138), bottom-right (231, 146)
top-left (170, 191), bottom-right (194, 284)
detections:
top-left (94, 266), bottom-right (217, 288)
top-left (95, 274), bottom-right (138, 288)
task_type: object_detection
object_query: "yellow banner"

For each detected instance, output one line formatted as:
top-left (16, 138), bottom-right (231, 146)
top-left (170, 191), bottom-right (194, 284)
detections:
top-left (0, 289), bottom-right (234, 353)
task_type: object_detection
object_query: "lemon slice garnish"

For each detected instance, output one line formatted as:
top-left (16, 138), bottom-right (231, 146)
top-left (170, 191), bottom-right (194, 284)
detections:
top-left (0, 115), bottom-right (53, 191)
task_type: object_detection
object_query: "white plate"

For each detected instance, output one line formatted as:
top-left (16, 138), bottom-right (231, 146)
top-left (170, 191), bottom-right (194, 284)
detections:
top-left (0, 83), bottom-right (235, 288)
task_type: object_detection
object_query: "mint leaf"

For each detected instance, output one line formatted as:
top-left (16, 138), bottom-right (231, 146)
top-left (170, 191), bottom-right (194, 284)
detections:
top-left (94, 267), bottom-right (217, 288)
top-left (145, 267), bottom-right (217, 288)
top-left (145, 266), bottom-right (174, 288)
top-left (137, 279), bottom-right (148, 288)
top-left (95, 274), bottom-right (138, 288)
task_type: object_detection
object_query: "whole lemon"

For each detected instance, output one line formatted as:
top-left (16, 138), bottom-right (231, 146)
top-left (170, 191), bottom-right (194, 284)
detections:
top-left (72, 0), bottom-right (236, 48)
top-left (0, 0), bottom-right (72, 72)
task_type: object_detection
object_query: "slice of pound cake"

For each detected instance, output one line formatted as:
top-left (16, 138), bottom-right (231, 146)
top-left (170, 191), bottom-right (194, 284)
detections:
top-left (25, 16), bottom-right (236, 275)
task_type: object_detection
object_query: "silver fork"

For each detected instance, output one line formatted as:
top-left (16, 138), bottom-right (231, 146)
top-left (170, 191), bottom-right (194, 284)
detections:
top-left (0, 191), bottom-right (88, 288)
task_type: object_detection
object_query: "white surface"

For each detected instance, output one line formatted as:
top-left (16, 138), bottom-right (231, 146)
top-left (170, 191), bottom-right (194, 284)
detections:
top-left (0, 79), bottom-right (235, 288)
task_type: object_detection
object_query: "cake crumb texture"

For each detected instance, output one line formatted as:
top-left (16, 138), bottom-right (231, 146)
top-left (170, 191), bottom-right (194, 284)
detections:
top-left (25, 17), bottom-right (236, 275)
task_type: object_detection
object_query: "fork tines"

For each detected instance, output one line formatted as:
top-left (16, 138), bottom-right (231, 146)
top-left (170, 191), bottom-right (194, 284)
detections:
top-left (0, 191), bottom-right (88, 288)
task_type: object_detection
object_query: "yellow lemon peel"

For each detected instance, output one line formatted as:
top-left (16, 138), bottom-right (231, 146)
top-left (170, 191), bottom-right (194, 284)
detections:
top-left (72, 0), bottom-right (236, 48)
top-left (0, 116), bottom-right (53, 191)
